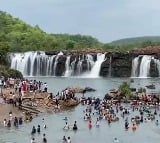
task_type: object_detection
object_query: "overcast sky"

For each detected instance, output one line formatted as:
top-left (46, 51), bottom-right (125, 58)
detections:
top-left (1, 0), bottom-right (160, 42)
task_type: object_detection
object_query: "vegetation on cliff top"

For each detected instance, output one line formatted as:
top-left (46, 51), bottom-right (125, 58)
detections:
top-left (0, 11), bottom-right (101, 52)
top-left (1, 10), bottom-right (160, 53)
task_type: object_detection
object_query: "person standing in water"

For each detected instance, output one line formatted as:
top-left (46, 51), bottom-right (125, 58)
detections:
top-left (67, 136), bottom-right (71, 143)
top-left (37, 125), bottom-right (41, 133)
top-left (43, 133), bottom-right (47, 143)
top-left (63, 122), bottom-right (69, 130)
top-left (88, 120), bottom-right (92, 129)
top-left (96, 118), bottom-right (100, 127)
top-left (73, 121), bottom-right (78, 130)
top-left (31, 138), bottom-right (36, 143)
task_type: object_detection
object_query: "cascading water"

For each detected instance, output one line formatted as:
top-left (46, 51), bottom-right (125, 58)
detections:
top-left (86, 54), bottom-right (94, 71)
top-left (132, 55), bottom-right (160, 78)
top-left (131, 56), bottom-right (140, 77)
top-left (11, 51), bottom-right (58, 76)
top-left (76, 56), bottom-right (83, 75)
top-left (64, 56), bottom-right (72, 77)
top-left (139, 55), bottom-right (152, 77)
top-left (10, 52), bottom-right (105, 77)
top-left (88, 53), bottom-right (106, 78)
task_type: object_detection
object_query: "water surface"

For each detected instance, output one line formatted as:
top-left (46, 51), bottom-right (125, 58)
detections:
top-left (0, 77), bottom-right (160, 143)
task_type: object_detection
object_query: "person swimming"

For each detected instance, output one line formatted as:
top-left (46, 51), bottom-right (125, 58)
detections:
top-left (114, 138), bottom-right (119, 142)
top-left (63, 117), bottom-right (68, 121)
top-left (62, 136), bottom-right (67, 143)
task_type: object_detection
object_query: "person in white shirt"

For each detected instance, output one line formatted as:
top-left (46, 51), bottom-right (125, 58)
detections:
top-left (3, 119), bottom-right (7, 127)
top-left (9, 111), bottom-right (12, 121)
top-left (67, 136), bottom-right (71, 143)
top-left (31, 137), bottom-right (36, 143)
top-left (63, 122), bottom-right (69, 130)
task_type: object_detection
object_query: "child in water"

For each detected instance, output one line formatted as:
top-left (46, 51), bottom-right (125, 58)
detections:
top-left (88, 120), bottom-right (92, 128)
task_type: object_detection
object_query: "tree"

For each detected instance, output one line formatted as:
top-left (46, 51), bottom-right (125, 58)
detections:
top-left (119, 82), bottom-right (132, 97)
top-left (66, 40), bottom-right (75, 50)
top-left (0, 42), bottom-right (9, 65)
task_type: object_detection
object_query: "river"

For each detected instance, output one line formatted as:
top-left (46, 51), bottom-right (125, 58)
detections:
top-left (0, 77), bottom-right (160, 143)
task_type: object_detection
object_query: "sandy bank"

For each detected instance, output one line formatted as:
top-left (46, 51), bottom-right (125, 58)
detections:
top-left (0, 103), bottom-right (24, 123)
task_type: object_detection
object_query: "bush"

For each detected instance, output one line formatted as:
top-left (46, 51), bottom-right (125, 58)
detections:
top-left (138, 87), bottom-right (146, 93)
top-left (119, 82), bottom-right (132, 97)
top-left (0, 65), bottom-right (23, 79)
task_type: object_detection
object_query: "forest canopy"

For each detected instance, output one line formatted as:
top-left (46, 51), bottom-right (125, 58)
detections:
top-left (0, 10), bottom-right (160, 53)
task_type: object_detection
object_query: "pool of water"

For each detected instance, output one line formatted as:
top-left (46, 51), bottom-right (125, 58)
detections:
top-left (0, 77), bottom-right (160, 143)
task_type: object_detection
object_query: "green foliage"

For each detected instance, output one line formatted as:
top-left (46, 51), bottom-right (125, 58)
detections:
top-left (0, 11), bottom-right (101, 52)
top-left (119, 82), bottom-right (132, 97)
top-left (0, 65), bottom-right (23, 78)
top-left (0, 42), bottom-right (9, 65)
top-left (110, 36), bottom-right (160, 46)
top-left (1, 10), bottom-right (160, 53)
top-left (106, 36), bottom-right (160, 52)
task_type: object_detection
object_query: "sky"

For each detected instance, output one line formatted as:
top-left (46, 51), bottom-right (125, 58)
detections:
top-left (1, 0), bottom-right (160, 43)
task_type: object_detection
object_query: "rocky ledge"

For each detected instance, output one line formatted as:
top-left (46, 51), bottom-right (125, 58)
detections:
top-left (44, 46), bottom-right (160, 77)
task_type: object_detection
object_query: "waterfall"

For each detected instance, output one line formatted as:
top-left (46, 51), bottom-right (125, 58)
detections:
top-left (53, 55), bottom-right (59, 76)
top-left (49, 55), bottom-right (56, 76)
top-left (70, 58), bottom-right (76, 76)
top-left (64, 56), bottom-right (72, 77)
top-left (88, 53), bottom-right (106, 77)
top-left (11, 51), bottom-right (58, 76)
top-left (132, 55), bottom-right (160, 78)
top-left (10, 51), bottom-right (104, 77)
top-left (76, 56), bottom-right (83, 75)
top-left (139, 55), bottom-right (152, 77)
top-left (131, 56), bottom-right (140, 77)
top-left (86, 54), bottom-right (94, 70)
top-left (11, 52), bottom-right (34, 76)
top-left (154, 59), bottom-right (160, 76)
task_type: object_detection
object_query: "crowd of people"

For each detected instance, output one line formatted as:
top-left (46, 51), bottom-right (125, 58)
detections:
top-left (59, 94), bottom-right (160, 143)
top-left (1, 77), bottom-right (160, 142)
